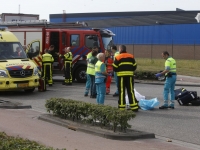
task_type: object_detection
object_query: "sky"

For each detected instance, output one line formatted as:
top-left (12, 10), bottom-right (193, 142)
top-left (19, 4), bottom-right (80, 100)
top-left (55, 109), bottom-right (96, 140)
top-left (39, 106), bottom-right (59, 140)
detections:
top-left (1, 0), bottom-right (200, 21)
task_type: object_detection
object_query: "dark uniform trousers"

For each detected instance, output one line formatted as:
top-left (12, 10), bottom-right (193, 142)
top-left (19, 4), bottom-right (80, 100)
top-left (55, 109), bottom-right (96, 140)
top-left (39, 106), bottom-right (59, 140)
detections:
top-left (42, 62), bottom-right (53, 85)
top-left (118, 76), bottom-right (138, 111)
top-left (64, 60), bottom-right (72, 84)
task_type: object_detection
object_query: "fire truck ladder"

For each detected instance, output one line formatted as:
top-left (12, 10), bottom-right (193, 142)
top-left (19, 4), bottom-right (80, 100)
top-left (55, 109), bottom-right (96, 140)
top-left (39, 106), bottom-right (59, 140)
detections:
top-left (0, 20), bottom-right (89, 28)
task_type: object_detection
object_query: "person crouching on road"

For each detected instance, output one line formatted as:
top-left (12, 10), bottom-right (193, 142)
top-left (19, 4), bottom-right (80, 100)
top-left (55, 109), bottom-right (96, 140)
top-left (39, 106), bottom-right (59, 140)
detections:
top-left (155, 51), bottom-right (177, 109)
top-left (42, 50), bottom-right (54, 86)
top-left (105, 49), bottom-right (113, 94)
top-left (95, 53), bottom-right (108, 105)
top-left (59, 47), bottom-right (73, 85)
top-left (88, 50), bottom-right (98, 98)
top-left (113, 45), bottom-right (139, 112)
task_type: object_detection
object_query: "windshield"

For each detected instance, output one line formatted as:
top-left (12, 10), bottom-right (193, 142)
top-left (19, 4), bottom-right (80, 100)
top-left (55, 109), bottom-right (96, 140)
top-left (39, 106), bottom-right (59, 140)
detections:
top-left (0, 42), bottom-right (27, 60)
top-left (101, 35), bottom-right (113, 51)
top-left (85, 35), bottom-right (100, 49)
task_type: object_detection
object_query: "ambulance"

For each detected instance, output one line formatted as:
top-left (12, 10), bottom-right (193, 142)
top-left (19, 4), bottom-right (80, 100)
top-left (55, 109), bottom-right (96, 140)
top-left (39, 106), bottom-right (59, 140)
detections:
top-left (0, 27), bottom-right (39, 92)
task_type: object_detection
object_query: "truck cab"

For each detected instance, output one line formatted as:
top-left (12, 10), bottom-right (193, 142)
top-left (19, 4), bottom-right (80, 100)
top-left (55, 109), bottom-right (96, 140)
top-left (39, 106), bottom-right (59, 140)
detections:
top-left (26, 28), bottom-right (114, 83)
top-left (0, 27), bottom-right (39, 92)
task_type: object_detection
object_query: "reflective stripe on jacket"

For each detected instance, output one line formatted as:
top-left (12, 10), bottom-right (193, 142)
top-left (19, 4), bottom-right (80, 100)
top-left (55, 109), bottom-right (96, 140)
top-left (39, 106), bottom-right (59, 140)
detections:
top-left (95, 60), bottom-right (106, 79)
top-left (165, 56), bottom-right (176, 74)
top-left (87, 56), bottom-right (98, 75)
top-left (64, 52), bottom-right (72, 61)
top-left (113, 52), bottom-right (137, 76)
top-left (114, 51), bottom-right (120, 61)
top-left (86, 52), bottom-right (93, 74)
top-left (42, 53), bottom-right (54, 63)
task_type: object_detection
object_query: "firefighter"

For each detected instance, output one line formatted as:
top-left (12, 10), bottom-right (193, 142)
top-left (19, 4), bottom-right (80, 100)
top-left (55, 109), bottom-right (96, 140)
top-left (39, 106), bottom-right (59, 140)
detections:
top-left (111, 45), bottom-right (120, 97)
top-left (47, 45), bottom-right (55, 56)
top-left (42, 50), bottom-right (54, 86)
top-left (105, 49), bottom-right (113, 94)
top-left (60, 47), bottom-right (73, 85)
top-left (113, 45), bottom-right (139, 112)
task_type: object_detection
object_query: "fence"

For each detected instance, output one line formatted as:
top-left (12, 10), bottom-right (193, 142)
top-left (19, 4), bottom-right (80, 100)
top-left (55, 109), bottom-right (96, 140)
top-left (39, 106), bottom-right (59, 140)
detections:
top-left (115, 42), bottom-right (200, 60)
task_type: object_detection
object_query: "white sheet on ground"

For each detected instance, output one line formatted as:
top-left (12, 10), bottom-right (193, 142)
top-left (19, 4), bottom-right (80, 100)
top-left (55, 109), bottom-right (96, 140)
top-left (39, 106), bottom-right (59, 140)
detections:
top-left (126, 88), bottom-right (145, 105)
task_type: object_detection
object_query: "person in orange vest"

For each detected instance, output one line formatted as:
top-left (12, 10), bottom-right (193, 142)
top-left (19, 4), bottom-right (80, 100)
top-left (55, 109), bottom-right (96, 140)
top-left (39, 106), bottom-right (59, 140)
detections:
top-left (105, 49), bottom-right (113, 94)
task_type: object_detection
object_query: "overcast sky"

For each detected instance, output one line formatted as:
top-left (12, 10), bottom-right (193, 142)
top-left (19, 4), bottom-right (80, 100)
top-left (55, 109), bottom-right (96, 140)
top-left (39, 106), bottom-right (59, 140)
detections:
top-left (1, 0), bottom-right (200, 20)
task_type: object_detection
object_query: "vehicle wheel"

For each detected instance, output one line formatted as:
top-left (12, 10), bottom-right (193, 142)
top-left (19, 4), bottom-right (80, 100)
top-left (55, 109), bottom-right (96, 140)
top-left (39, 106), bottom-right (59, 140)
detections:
top-left (24, 88), bottom-right (35, 93)
top-left (75, 67), bottom-right (87, 83)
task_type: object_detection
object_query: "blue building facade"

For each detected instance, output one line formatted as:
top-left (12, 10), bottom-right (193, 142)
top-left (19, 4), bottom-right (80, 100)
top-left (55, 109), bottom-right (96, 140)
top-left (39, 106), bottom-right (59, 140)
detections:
top-left (50, 11), bottom-right (200, 59)
top-left (107, 24), bottom-right (200, 45)
top-left (50, 11), bottom-right (200, 45)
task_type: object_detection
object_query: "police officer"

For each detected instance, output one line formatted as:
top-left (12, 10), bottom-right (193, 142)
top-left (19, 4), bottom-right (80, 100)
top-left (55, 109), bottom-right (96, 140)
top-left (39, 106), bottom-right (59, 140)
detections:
top-left (156, 51), bottom-right (177, 109)
top-left (87, 50), bottom-right (98, 98)
top-left (60, 47), bottom-right (73, 85)
top-left (111, 45), bottom-right (120, 97)
top-left (113, 45), bottom-right (139, 112)
top-left (84, 46), bottom-right (99, 96)
top-left (42, 50), bottom-right (54, 86)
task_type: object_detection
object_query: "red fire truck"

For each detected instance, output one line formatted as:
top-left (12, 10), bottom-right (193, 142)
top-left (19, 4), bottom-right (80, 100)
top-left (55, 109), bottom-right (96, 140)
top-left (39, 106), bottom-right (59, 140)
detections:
top-left (1, 20), bottom-right (115, 82)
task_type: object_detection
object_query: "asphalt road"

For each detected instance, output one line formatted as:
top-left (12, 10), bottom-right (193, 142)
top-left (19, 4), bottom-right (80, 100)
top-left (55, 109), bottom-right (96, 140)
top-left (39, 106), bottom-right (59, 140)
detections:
top-left (0, 82), bottom-right (200, 145)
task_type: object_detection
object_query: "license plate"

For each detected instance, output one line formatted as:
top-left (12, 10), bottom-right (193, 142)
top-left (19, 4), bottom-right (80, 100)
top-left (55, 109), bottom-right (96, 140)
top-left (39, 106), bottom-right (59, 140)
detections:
top-left (17, 83), bottom-right (29, 88)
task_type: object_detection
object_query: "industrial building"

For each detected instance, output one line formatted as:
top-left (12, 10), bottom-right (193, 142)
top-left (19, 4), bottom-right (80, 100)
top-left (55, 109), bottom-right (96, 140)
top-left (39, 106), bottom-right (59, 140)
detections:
top-left (48, 11), bottom-right (200, 59)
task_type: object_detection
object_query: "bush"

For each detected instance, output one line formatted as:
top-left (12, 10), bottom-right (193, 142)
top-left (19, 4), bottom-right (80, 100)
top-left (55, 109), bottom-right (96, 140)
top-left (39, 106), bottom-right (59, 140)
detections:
top-left (134, 70), bottom-right (158, 80)
top-left (0, 132), bottom-right (65, 150)
top-left (45, 98), bottom-right (136, 132)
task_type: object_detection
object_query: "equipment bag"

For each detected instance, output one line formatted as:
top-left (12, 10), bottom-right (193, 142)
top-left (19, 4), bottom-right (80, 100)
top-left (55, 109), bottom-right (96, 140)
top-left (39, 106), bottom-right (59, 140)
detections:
top-left (190, 98), bottom-right (200, 106)
top-left (188, 91), bottom-right (198, 100)
top-left (175, 88), bottom-right (187, 100)
top-left (177, 92), bottom-right (196, 105)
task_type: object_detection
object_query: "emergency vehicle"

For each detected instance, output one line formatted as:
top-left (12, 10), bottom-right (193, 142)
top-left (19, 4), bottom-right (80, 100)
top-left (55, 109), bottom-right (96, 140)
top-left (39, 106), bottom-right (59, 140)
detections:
top-left (0, 27), bottom-right (39, 92)
top-left (1, 20), bottom-right (115, 82)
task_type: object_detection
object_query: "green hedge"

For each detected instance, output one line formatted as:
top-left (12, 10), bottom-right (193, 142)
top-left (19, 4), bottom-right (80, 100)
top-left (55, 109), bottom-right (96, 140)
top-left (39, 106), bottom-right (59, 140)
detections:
top-left (45, 98), bottom-right (136, 132)
top-left (134, 71), bottom-right (159, 80)
top-left (0, 132), bottom-right (65, 150)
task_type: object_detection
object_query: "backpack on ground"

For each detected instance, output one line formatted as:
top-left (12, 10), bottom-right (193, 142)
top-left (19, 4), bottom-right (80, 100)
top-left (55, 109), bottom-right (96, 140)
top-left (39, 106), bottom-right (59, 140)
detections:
top-left (174, 88), bottom-right (199, 106)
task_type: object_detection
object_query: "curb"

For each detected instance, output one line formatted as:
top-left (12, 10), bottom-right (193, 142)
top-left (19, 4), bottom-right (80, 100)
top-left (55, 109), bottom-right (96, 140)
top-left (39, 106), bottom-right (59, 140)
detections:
top-left (135, 81), bottom-right (200, 87)
top-left (0, 105), bottom-right (32, 109)
top-left (38, 114), bottom-right (155, 140)
top-left (53, 78), bottom-right (200, 87)
top-left (0, 100), bottom-right (32, 109)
